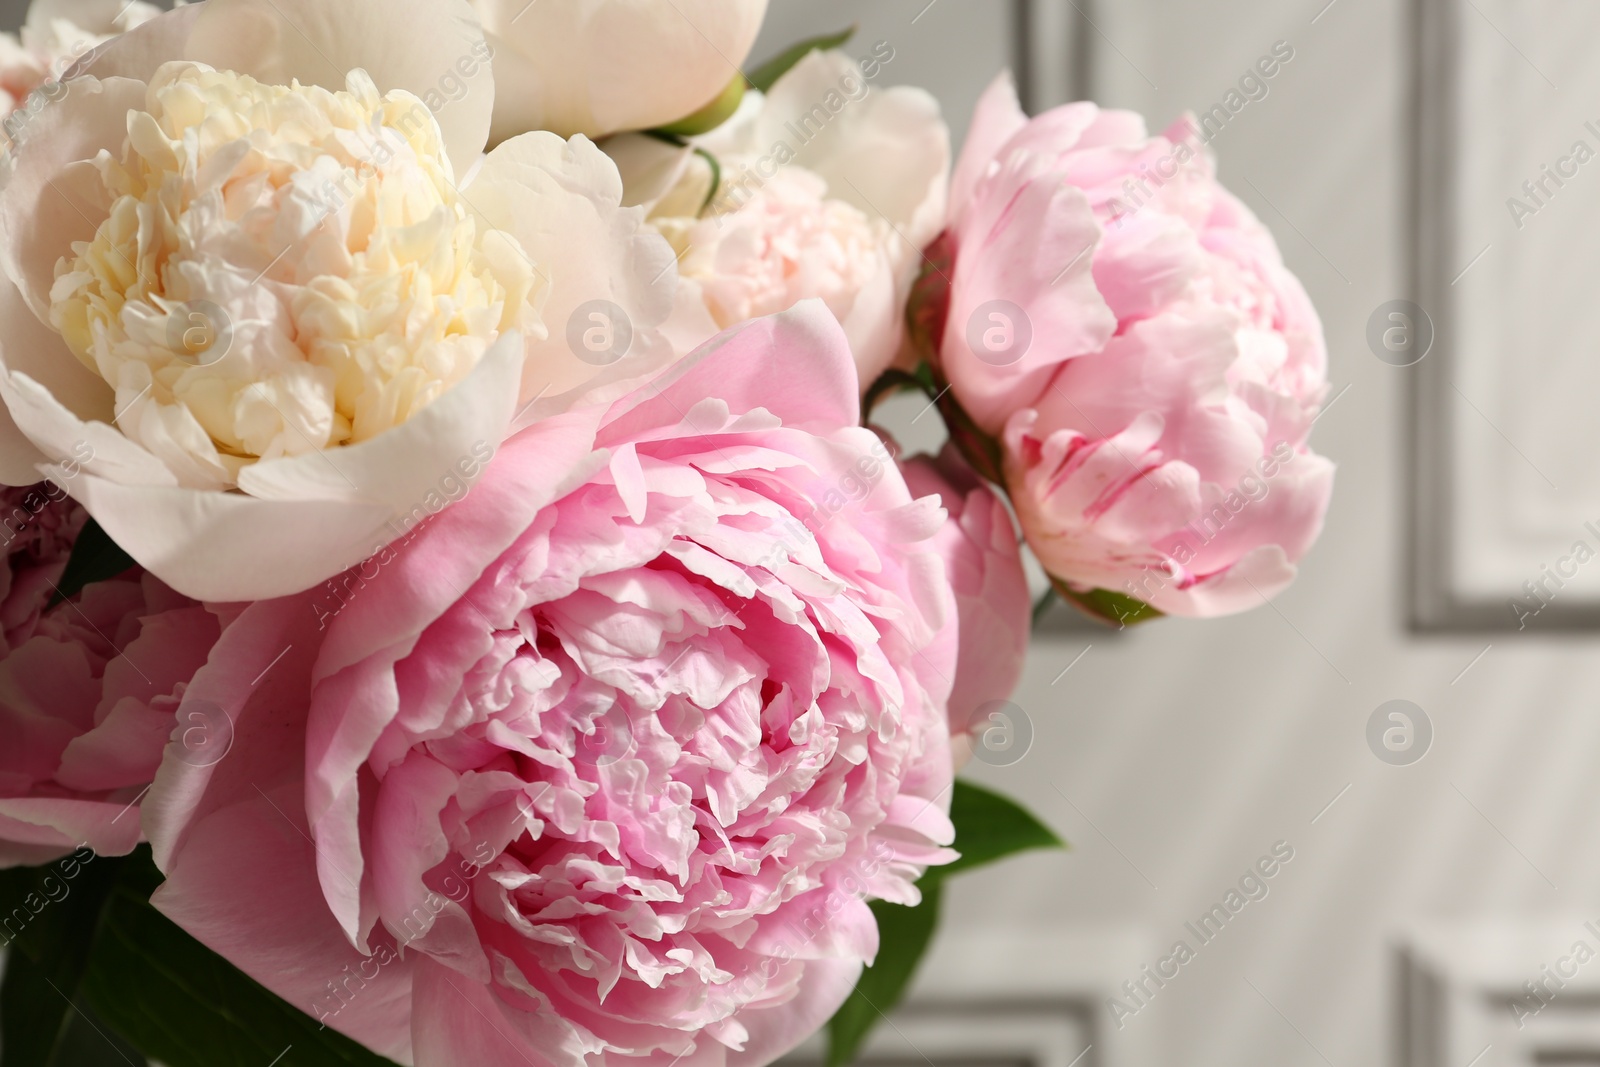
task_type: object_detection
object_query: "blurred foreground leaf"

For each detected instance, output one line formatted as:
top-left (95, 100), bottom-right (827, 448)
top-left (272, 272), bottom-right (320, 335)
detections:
top-left (48, 518), bottom-right (136, 608)
top-left (79, 849), bottom-right (400, 1067)
top-left (1, 847), bottom-right (398, 1067)
top-left (0, 848), bottom-right (134, 1066)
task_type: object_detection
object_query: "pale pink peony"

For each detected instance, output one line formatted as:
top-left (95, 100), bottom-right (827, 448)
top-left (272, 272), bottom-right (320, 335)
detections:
top-left (147, 303), bottom-right (960, 1067)
top-left (937, 74), bottom-right (1334, 617)
top-left (898, 446), bottom-right (1029, 751)
top-left (604, 48), bottom-right (951, 389)
top-left (0, 481), bottom-right (219, 867)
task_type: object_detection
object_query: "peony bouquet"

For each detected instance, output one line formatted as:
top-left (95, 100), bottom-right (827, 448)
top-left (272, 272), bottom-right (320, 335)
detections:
top-left (0, 2), bottom-right (1332, 1065)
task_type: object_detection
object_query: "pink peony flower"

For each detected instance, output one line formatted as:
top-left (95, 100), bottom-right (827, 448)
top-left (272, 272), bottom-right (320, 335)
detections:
top-left (898, 446), bottom-right (1029, 755)
top-left (0, 481), bottom-right (219, 867)
top-left (936, 74), bottom-right (1334, 617)
top-left (147, 303), bottom-right (960, 1067)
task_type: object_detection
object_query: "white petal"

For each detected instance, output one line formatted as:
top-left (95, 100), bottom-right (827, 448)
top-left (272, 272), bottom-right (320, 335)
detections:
top-left (0, 403), bottom-right (46, 486)
top-left (658, 276), bottom-right (721, 362)
top-left (467, 132), bottom-right (681, 424)
top-left (26, 0), bottom-right (153, 36)
top-left (0, 274), bottom-right (109, 427)
top-left (602, 132), bottom-right (694, 212)
top-left (756, 49), bottom-right (951, 250)
top-left (837, 250), bottom-right (902, 385)
top-left (74, 471), bottom-right (395, 602)
top-left (66, 2), bottom-right (201, 84)
top-left (184, 0), bottom-right (493, 176)
top-left (0, 74), bottom-right (142, 324)
top-left (235, 330), bottom-right (520, 512)
top-left (479, 0), bottom-right (767, 140)
top-left (0, 371), bottom-right (175, 487)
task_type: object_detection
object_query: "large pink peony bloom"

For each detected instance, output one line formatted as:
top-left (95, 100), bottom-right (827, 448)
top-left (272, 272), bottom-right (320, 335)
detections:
top-left (898, 446), bottom-right (1029, 752)
top-left (937, 74), bottom-right (1334, 617)
top-left (0, 481), bottom-right (218, 866)
top-left (147, 303), bottom-right (960, 1067)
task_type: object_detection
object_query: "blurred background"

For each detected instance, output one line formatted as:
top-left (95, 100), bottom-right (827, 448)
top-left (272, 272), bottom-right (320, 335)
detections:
top-left (6, 0), bottom-right (1599, 1064)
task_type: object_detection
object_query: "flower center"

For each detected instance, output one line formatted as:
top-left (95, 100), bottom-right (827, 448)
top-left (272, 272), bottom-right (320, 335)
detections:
top-left (49, 62), bottom-right (537, 488)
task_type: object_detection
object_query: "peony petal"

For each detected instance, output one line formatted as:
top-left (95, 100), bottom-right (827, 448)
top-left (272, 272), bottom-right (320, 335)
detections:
top-left (1149, 543), bottom-right (1298, 617)
top-left (151, 783), bottom-right (418, 1063)
top-left (313, 408), bottom-right (604, 682)
top-left (601, 301), bottom-right (860, 445)
top-left (236, 330), bottom-right (520, 511)
top-left (480, 0), bottom-right (767, 141)
top-left (69, 471), bottom-right (394, 602)
top-left (184, 0), bottom-right (493, 177)
top-left (602, 132), bottom-right (696, 212)
top-left (949, 72), bottom-right (1029, 224)
top-left (0, 401), bottom-right (46, 486)
top-left (0, 796), bottom-right (142, 861)
top-left (899, 450), bottom-right (1030, 739)
top-left (0, 368), bottom-right (176, 490)
top-left (143, 596), bottom-right (323, 870)
top-left (55, 332), bottom-right (532, 601)
top-left (756, 50), bottom-right (950, 254)
top-left (942, 158), bottom-right (1116, 434)
top-left (0, 74), bottom-right (142, 326)
top-left (411, 955), bottom-right (581, 1067)
top-left (726, 959), bottom-right (862, 1067)
top-left (65, 3), bottom-right (203, 84)
top-left (467, 131), bottom-right (680, 424)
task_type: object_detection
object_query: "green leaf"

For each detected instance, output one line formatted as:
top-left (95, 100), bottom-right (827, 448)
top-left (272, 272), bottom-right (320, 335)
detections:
top-left (2, 964), bottom-right (148, 1067)
top-left (744, 26), bottom-right (857, 93)
top-left (826, 883), bottom-right (943, 1067)
top-left (48, 519), bottom-right (135, 608)
top-left (935, 780), bottom-right (1065, 883)
top-left (824, 783), bottom-right (1065, 1065)
top-left (76, 849), bottom-right (400, 1067)
top-left (0, 849), bottom-right (130, 1067)
top-left (1051, 581), bottom-right (1163, 629)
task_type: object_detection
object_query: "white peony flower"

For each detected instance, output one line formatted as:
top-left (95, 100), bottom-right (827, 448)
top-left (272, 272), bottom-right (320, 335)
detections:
top-left (604, 49), bottom-right (950, 387)
top-left (0, 0), bottom-right (682, 601)
top-left (472, 0), bottom-right (768, 141)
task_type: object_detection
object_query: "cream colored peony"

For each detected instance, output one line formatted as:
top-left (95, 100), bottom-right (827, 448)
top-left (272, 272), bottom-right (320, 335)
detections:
top-left (603, 48), bottom-right (950, 387)
top-left (51, 63), bottom-right (537, 488)
top-left (473, 0), bottom-right (768, 141)
top-left (0, 0), bottom-right (682, 601)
